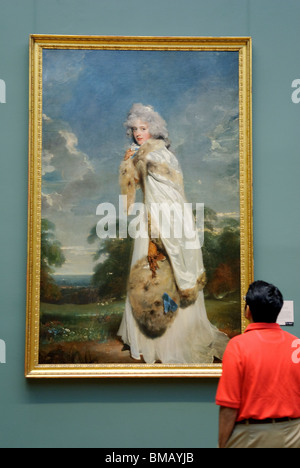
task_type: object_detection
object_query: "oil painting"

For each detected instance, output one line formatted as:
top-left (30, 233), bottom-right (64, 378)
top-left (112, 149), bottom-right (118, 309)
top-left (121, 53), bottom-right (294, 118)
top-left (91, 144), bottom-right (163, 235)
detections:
top-left (26, 36), bottom-right (253, 377)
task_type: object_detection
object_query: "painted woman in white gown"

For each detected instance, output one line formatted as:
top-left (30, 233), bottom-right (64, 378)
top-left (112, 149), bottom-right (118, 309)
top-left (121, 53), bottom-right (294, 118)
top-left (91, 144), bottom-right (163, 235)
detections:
top-left (118, 104), bottom-right (229, 364)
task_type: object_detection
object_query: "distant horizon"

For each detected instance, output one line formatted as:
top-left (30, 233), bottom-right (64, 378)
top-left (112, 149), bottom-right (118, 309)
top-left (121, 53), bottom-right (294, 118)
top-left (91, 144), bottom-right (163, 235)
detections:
top-left (53, 273), bottom-right (92, 276)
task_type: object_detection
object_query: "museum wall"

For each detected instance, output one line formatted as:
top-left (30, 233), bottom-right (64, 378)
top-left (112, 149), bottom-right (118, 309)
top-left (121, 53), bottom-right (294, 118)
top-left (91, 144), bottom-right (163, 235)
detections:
top-left (0, 0), bottom-right (299, 448)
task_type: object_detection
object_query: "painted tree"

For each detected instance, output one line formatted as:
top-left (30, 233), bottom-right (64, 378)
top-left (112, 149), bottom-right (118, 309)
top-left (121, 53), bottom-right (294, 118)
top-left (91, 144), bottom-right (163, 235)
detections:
top-left (88, 223), bottom-right (134, 300)
top-left (40, 219), bottom-right (66, 302)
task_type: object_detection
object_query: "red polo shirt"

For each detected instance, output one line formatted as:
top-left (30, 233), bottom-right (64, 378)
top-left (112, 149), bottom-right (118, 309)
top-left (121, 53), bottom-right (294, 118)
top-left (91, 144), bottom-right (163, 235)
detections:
top-left (216, 323), bottom-right (300, 421)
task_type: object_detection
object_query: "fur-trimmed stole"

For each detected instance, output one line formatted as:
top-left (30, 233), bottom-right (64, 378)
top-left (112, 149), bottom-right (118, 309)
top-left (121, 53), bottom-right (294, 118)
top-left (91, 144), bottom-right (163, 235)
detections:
top-left (119, 139), bottom-right (183, 212)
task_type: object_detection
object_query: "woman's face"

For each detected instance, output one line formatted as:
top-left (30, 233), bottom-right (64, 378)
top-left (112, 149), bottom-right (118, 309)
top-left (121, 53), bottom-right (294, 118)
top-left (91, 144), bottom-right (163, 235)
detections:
top-left (132, 120), bottom-right (152, 146)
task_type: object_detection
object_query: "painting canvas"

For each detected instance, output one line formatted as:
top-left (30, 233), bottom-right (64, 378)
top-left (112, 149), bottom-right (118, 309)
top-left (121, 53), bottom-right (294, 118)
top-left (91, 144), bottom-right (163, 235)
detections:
top-left (26, 36), bottom-right (253, 378)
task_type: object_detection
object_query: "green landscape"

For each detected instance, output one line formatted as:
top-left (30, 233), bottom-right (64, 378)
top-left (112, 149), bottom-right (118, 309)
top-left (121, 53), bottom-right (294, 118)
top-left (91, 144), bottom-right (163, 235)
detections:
top-left (39, 208), bottom-right (242, 364)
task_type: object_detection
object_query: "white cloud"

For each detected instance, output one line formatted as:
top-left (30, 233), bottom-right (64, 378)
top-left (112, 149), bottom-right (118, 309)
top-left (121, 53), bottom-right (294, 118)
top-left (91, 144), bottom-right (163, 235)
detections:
top-left (58, 130), bottom-right (94, 175)
top-left (42, 115), bottom-right (103, 214)
top-left (42, 192), bottom-right (64, 212)
top-left (42, 114), bottom-right (53, 122)
top-left (42, 150), bottom-right (56, 176)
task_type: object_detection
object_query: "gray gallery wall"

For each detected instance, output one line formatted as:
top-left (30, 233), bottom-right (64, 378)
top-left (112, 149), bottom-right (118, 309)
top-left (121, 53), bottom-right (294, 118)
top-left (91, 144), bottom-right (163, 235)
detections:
top-left (0, 0), bottom-right (299, 448)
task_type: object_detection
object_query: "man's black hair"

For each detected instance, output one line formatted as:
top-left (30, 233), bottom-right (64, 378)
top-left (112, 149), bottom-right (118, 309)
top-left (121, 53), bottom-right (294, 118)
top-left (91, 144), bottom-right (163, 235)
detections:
top-left (246, 280), bottom-right (284, 323)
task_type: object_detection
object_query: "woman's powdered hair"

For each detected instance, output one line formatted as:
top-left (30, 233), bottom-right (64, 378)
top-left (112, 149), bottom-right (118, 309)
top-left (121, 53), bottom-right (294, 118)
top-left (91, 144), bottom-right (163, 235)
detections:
top-left (124, 103), bottom-right (170, 147)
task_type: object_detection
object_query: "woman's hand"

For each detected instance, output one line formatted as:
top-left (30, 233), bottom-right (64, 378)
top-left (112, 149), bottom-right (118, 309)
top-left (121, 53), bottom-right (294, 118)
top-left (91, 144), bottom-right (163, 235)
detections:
top-left (124, 149), bottom-right (136, 161)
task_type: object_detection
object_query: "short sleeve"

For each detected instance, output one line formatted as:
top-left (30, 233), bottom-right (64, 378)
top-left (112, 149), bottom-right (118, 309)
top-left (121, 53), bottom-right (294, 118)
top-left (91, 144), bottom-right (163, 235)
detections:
top-left (216, 339), bottom-right (243, 409)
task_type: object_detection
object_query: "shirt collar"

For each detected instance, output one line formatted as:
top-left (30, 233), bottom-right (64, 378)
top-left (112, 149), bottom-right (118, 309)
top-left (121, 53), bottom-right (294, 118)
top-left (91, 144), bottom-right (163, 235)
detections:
top-left (245, 323), bottom-right (281, 333)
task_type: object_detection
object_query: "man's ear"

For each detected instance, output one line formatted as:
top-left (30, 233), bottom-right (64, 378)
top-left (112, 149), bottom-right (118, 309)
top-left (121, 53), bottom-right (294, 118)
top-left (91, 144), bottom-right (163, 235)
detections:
top-left (245, 305), bottom-right (253, 322)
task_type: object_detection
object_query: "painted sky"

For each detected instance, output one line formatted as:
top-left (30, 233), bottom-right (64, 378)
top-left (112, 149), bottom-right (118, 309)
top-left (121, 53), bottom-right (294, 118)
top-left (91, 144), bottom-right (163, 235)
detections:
top-left (42, 49), bottom-right (239, 275)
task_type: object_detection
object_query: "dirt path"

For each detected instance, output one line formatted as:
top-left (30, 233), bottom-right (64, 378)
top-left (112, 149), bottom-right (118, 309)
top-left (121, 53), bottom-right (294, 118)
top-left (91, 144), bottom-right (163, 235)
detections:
top-left (40, 338), bottom-right (145, 364)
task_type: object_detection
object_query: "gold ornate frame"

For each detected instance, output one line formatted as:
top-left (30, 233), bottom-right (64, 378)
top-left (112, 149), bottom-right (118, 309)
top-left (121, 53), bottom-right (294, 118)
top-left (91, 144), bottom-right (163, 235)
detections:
top-left (26, 35), bottom-right (253, 378)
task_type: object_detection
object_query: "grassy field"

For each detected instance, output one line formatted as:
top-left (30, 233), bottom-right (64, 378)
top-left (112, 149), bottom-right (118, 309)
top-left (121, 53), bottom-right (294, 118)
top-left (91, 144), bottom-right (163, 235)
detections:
top-left (40, 300), bottom-right (122, 344)
top-left (40, 295), bottom-right (240, 344)
top-left (39, 294), bottom-right (241, 363)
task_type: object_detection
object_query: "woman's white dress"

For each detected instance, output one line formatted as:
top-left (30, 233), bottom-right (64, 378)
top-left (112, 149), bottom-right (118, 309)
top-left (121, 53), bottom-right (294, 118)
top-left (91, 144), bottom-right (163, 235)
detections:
top-left (118, 139), bottom-right (229, 364)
